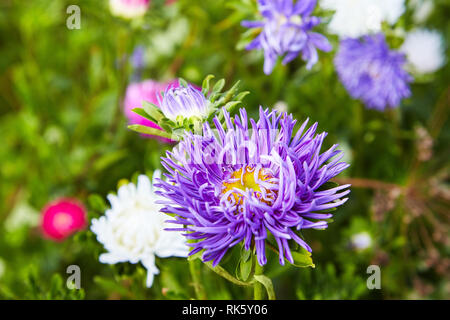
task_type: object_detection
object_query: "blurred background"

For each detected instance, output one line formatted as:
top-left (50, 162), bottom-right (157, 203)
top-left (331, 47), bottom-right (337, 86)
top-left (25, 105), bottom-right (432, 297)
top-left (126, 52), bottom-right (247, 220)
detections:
top-left (0, 0), bottom-right (448, 299)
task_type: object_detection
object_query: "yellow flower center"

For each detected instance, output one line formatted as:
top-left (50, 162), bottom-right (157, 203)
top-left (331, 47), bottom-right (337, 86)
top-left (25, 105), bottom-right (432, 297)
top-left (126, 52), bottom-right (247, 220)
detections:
top-left (222, 166), bottom-right (276, 207)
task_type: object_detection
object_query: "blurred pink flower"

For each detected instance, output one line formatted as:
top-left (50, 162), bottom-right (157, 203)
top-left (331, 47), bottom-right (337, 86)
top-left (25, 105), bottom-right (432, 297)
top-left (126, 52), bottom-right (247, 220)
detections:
top-left (41, 199), bottom-right (87, 241)
top-left (109, 0), bottom-right (151, 19)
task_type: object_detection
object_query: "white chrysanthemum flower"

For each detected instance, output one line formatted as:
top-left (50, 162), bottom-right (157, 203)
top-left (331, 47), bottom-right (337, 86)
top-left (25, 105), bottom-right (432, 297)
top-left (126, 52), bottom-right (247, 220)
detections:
top-left (91, 171), bottom-right (189, 287)
top-left (401, 29), bottom-right (445, 74)
top-left (109, 0), bottom-right (150, 20)
top-left (321, 0), bottom-right (405, 38)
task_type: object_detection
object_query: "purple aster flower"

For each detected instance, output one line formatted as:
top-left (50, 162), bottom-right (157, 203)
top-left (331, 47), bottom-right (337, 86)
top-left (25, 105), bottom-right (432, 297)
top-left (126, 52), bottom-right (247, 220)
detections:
top-left (242, 0), bottom-right (332, 74)
top-left (156, 107), bottom-right (350, 267)
top-left (334, 33), bottom-right (413, 110)
top-left (158, 82), bottom-right (209, 122)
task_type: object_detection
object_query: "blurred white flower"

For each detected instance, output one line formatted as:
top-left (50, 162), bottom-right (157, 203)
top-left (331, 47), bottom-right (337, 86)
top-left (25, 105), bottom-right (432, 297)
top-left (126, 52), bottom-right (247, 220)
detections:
top-left (321, 0), bottom-right (405, 38)
top-left (4, 201), bottom-right (39, 232)
top-left (350, 232), bottom-right (372, 250)
top-left (109, 0), bottom-right (150, 19)
top-left (91, 172), bottom-right (189, 287)
top-left (273, 101), bottom-right (288, 113)
top-left (401, 29), bottom-right (445, 74)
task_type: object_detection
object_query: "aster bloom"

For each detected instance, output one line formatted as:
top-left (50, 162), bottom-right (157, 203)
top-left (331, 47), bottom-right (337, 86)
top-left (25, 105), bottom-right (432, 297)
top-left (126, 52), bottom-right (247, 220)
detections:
top-left (91, 172), bottom-right (189, 287)
top-left (242, 0), bottom-right (332, 74)
top-left (158, 82), bottom-right (209, 123)
top-left (156, 107), bottom-right (350, 267)
top-left (109, 0), bottom-right (150, 19)
top-left (400, 29), bottom-right (445, 74)
top-left (124, 79), bottom-right (177, 141)
top-left (321, 0), bottom-right (405, 38)
top-left (41, 198), bottom-right (87, 241)
top-left (335, 34), bottom-right (413, 110)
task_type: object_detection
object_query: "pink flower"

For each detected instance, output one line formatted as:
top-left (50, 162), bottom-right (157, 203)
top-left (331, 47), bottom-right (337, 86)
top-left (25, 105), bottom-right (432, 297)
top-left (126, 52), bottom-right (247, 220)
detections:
top-left (124, 79), bottom-right (178, 142)
top-left (109, 0), bottom-right (151, 19)
top-left (41, 199), bottom-right (87, 241)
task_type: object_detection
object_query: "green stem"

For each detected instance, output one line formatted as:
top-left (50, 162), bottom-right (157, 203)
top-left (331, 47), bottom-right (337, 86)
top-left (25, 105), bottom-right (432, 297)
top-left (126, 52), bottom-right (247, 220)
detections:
top-left (189, 259), bottom-right (206, 300)
top-left (253, 262), bottom-right (264, 300)
top-left (204, 261), bottom-right (253, 287)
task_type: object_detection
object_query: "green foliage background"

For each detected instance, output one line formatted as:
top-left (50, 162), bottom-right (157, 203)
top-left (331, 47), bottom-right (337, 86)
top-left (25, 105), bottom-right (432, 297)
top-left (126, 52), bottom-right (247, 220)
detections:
top-left (0, 0), bottom-right (448, 299)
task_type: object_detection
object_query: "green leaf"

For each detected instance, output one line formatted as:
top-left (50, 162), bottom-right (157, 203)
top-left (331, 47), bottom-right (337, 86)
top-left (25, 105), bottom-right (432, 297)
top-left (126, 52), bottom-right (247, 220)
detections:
top-left (202, 74), bottom-right (215, 95)
top-left (224, 101), bottom-right (243, 113)
top-left (88, 194), bottom-right (108, 213)
top-left (241, 247), bottom-right (252, 262)
top-left (211, 78), bottom-right (225, 95)
top-left (253, 275), bottom-right (276, 300)
top-left (178, 77), bottom-right (189, 88)
top-left (141, 101), bottom-right (164, 123)
top-left (127, 124), bottom-right (174, 140)
top-left (239, 256), bottom-right (253, 282)
top-left (234, 91), bottom-right (250, 101)
top-left (290, 248), bottom-right (315, 268)
top-left (131, 107), bottom-right (157, 123)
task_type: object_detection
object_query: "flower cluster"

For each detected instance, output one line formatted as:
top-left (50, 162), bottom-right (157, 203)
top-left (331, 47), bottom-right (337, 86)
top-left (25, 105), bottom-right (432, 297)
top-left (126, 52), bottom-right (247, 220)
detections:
top-left (334, 34), bottom-right (412, 110)
top-left (156, 107), bottom-right (350, 266)
top-left (242, 0), bottom-right (331, 74)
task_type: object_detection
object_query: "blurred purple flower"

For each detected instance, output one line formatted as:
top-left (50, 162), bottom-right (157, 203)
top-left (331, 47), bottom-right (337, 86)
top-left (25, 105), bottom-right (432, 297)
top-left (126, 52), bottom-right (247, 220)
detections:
top-left (156, 107), bottom-right (350, 267)
top-left (130, 46), bottom-right (145, 70)
top-left (335, 34), bottom-right (413, 110)
top-left (242, 0), bottom-right (331, 74)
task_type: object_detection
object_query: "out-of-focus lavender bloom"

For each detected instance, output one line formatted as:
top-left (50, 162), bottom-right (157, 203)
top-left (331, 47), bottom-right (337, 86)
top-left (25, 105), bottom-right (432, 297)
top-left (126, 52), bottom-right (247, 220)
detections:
top-left (158, 82), bottom-right (209, 122)
top-left (334, 34), bottom-right (412, 110)
top-left (129, 46), bottom-right (146, 82)
top-left (130, 46), bottom-right (146, 70)
top-left (156, 107), bottom-right (350, 267)
top-left (242, 0), bottom-right (332, 74)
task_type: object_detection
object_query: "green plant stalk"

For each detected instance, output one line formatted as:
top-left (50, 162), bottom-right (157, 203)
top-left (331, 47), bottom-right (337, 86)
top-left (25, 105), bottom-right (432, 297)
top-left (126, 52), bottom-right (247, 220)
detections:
top-left (204, 261), bottom-right (253, 287)
top-left (189, 259), bottom-right (206, 300)
top-left (253, 262), bottom-right (265, 300)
